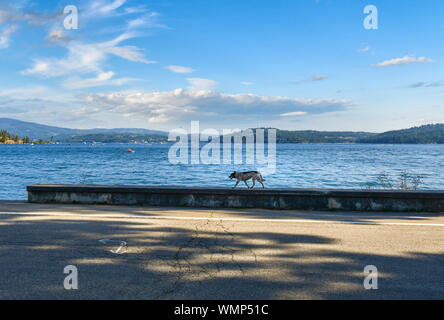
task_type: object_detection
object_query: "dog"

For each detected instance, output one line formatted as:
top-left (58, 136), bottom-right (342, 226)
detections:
top-left (229, 171), bottom-right (265, 189)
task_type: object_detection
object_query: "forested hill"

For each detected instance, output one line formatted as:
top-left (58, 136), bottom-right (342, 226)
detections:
top-left (273, 129), bottom-right (375, 143)
top-left (357, 124), bottom-right (444, 144)
top-left (229, 128), bottom-right (376, 143)
top-left (232, 125), bottom-right (444, 144)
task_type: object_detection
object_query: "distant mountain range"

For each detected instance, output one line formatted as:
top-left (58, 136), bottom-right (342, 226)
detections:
top-left (1, 118), bottom-right (444, 144)
top-left (0, 118), bottom-right (168, 141)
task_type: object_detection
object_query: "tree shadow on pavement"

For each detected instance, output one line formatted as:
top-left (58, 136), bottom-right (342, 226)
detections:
top-left (0, 213), bottom-right (442, 300)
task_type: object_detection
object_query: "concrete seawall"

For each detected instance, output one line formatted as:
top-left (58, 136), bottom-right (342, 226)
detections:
top-left (27, 184), bottom-right (444, 212)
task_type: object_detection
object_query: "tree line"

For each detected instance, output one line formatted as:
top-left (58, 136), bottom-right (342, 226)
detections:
top-left (358, 124), bottom-right (444, 144)
top-left (0, 129), bottom-right (46, 144)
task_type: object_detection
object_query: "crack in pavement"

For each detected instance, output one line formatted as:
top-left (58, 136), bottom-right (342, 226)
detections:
top-left (155, 219), bottom-right (258, 299)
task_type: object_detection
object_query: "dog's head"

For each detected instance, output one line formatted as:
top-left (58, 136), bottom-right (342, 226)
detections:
top-left (229, 171), bottom-right (236, 179)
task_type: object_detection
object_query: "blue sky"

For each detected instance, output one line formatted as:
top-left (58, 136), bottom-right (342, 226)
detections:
top-left (0, 0), bottom-right (443, 132)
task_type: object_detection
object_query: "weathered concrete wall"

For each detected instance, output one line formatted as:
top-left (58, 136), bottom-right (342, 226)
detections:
top-left (27, 184), bottom-right (444, 212)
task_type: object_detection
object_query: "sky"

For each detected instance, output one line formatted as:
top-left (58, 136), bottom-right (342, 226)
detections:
top-left (0, 0), bottom-right (443, 132)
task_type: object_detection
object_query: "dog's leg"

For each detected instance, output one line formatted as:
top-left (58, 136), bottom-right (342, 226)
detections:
top-left (259, 180), bottom-right (265, 188)
top-left (243, 180), bottom-right (250, 189)
top-left (233, 180), bottom-right (240, 189)
top-left (251, 177), bottom-right (256, 189)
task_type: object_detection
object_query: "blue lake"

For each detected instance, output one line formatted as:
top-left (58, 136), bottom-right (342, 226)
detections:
top-left (1, 143), bottom-right (444, 200)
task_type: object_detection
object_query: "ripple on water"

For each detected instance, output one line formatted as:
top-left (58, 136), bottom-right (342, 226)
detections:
top-left (1, 143), bottom-right (444, 199)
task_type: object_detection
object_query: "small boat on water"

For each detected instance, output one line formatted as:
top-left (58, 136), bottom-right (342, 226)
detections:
top-left (126, 148), bottom-right (135, 153)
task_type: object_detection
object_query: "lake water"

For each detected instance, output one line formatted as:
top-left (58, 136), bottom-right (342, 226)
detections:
top-left (1, 143), bottom-right (444, 200)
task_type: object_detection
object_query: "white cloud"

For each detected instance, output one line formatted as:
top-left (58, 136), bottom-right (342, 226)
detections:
top-left (310, 74), bottom-right (328, 81)
top-left (124, 6), bottom-right (147, 14)
top-left (372, 55), bottom-right (433, 67)
top-left (358, 43), bottom-right (370, 53)
top-left (63, 71), bottom-right (135, 89)
top-left (89, 0), bottom-right (127, 16)
top-left (186, 78), bottom-right (218, 90)
top-left (280, 111), bottom-right (307, 117)
top-left (22, 33), bottom-right (155, 79)
top-left (81, 89), bottom-right (351, 123)
top-left (47, 27), bottom-right (70, 44)
top-left (0, 24), bottom-right (18, 49)
top-left (167, 65), bottom-right (195, 74)
top-left (23, 42), bottom-right (104, 77)
top-left (3, 0), bottom-right (159, 89)
top-left (128, 16), bottom-right (147, 28)
top-left (104, 44), bottom-right (155, 64)
top-left (102, 0), bottom-right (126, 13)
top-left (96, 33), bottom-right (156, 63)
top-left (127, 12), bottom-right (167, 29)
top-left (241, 81), bottom-right (254, 86)
top-left (0, 86), bottom-right (48, 98)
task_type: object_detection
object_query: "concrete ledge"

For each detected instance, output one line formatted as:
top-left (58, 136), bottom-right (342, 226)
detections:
top-left (27, 184), bottom-right (444, 212)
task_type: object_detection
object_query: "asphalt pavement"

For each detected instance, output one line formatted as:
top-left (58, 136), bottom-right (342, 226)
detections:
top-left (0, 201), bottom-right (443, 299)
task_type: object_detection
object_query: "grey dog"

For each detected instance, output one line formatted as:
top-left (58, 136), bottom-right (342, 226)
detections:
top-left (229, 171), bottom-right (265, 189)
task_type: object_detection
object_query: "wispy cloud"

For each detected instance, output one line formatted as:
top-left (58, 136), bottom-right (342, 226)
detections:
top-left (310, 74), bottom-right (328, 81)
top-left (0, 85), bottom-right (48, 98)
top-left (280, 111), bottom-right (307, 117)
top-left (46, 27), bottom-right (70, 44)
top-left (22, 33), bottom-right (155, 79)
top-left (63, 71), bottom-right (136, 89)
top-left (12, 0), bottom-right (160, 90)
top-left (0, 3), bottom-right (62, 26)
top-left (358, 44), bottom-right (370, 53)
top-left (127, 12), bottom-right (167, 29)
top-left (186, 78), bottom-right (218, 90)
top-left (89, 0), bottom-right (127, 16)
top-left (409, 81), bottom-right (444, 88)
top-left (410, 82), bottom-right (425, 88)
top-left (372, 55), bottom-right (433, 67)
top-left (0, 4), bottom-right (72, 48)
top-left (0, 85), bottom-right (78, 118)
top-left (166, 65), bottom-right (195, 74)
top-left (103, 33), bottom-right (156, 64)
top-left (293, 74), bottom-right (328, 84)
top-left (241, 81), bottom-right (254, 86)
top-left (0, 24), bottom-right (17, 48)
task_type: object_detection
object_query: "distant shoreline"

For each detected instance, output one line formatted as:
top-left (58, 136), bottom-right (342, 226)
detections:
top-left (2, 118), bottom-right (444, 145)
top-left (1, 142), bottom-right (443, 146)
